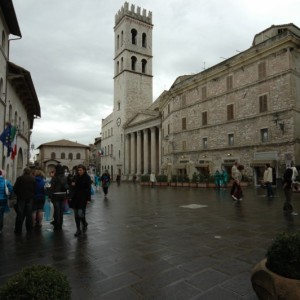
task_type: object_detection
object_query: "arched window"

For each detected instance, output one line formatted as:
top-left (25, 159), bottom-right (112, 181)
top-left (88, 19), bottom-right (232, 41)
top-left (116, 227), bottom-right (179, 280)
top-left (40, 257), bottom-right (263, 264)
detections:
top-left (68, 153), bottom-right (73, 160)
top-left (117, 34), bottom-right (119, 49)
top-left (131, 56), bottom-right (137, 71)
top-left (142, 59), bottom-right (147, 73)
top-left (121, 57), bottom-right (123, 71)
top-left (111, 144), bottom-right (113, 156)
top-left (117, 61), bottom-right (119, 73)
top-left (142, 33), bottom-right (147, 47)
top-left (76, 153), bottom-right (81, 159)
top-left (51, 152), bottom-right (56, 159)
top-left (121, 31), bottom-right (124, 46)
top-left (108, 145), bottom-right (110, 155)
top-left (131, 29), bottom-right (137, 45)
top-left (61, 152), bottom-right (65, 159)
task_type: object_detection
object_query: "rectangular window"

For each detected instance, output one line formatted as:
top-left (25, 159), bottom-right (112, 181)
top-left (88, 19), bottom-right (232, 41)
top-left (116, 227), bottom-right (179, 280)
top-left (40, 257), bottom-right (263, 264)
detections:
top-left (226, 75), bottom-right (233, 90)
top-left (227, 104), bottom-right (234, 120)
top-left (202, 111), bottom-right (207, 125)
top-left (182, 117), bottom-right (186, 130)
top-left (202, 86), bottom-right (207, 100)
top-left (167, 124), bottom-right (170, 135)
top-left (182, 141), bottom-right (186, 151)
top-left (181, 94), bottom-right (186, 107)
top-left (259, 95), bottom-right (268, 112)
top-left (228, 134), bottom-right (234, 146)
top-left (261, 128), bottom-right (268, 143)
top-left (203, 137), bottom-right (208, 149)
top-left (258, 61), bottom-right (266, 79)
top-left (168, 103), bottom-right (170, 114)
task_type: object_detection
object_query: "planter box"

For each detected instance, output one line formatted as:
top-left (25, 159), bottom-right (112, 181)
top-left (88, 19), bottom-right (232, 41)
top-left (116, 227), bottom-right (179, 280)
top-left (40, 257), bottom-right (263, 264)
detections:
top-left (159, 182), bottom-right (169, 187)
top-left (182, 182), bottom-right (190, 187)
top-left (170, 182), bottom-right (177, 187)
top-left (208, 183), bottom-right (216, 188)
top-left (251, 258), bottom-right (300, 300)
top-left (198, 183), bottom-right (208, 188)
top-left (190, 183), bottom-right (198, 188)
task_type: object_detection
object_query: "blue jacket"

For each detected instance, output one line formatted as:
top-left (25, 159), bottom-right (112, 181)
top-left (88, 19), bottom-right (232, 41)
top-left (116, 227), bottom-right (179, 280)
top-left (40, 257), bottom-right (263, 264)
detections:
top-left (34, 176), bottom-right (46, 200)
top-left (0, 176), bottom-right (14, 203)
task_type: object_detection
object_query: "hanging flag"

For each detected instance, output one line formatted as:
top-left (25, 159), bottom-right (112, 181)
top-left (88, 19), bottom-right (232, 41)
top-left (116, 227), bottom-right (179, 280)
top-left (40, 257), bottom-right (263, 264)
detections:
top-left (10, 126), bottom-right (17, 160)
top-left (98, 149), bottom-right (102, 157)
top-left (0, 124), bottom-right (13, 156)
top-left (0, 124), bottom-right (17, 158)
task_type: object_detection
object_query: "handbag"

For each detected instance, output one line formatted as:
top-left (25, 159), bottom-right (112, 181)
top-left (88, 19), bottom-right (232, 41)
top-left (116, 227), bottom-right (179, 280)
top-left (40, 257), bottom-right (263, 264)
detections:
top-left (4, 179), bottom-right (10, 196)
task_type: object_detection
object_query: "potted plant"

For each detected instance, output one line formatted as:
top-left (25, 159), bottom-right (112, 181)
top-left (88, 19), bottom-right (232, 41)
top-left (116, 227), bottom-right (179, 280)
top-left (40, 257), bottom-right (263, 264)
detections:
top-left (0, 264), bottom-right (71, 300)
top-left (251, 232), bottom-right (300, 299)
top-left (182, 174), bottom-right (190, 187)
top-left (190, 172), bottom-right (198, 188)
top-left (140, 174), bottom-right (150, 186)
top-left (156, 174), bottom-right (168, 186)
top-left (198, 174), bottom-right (208, 188)
top-left (170, 175), bottom-right (178, 187)
top-left (207, 175), bottom-right (216, 188)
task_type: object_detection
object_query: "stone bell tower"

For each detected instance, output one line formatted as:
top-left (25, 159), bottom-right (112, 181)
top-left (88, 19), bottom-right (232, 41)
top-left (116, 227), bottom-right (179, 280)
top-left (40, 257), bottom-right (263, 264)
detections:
top-left (112, 2), bottom-right (153, 176)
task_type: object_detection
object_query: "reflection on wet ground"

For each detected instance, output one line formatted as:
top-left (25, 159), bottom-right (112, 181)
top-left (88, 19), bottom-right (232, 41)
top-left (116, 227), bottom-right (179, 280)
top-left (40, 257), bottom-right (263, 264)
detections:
top-left (0, 183), bottom-right (299, 299)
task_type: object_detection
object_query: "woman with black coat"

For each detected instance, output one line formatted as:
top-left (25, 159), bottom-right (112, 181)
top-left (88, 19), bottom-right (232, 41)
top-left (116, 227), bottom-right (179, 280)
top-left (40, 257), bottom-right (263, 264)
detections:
top-left (71, 165), bottom-right (91, 237)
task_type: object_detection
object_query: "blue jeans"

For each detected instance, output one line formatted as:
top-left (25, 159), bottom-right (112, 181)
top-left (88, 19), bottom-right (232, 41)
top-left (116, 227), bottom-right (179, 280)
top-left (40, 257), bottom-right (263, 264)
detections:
top-left (266, 182), bottom-right (274, 197)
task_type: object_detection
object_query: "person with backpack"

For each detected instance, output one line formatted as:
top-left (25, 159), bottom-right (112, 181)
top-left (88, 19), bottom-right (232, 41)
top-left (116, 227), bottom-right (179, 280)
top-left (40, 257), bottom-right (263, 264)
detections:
top-left (50, 164), bottom-right (68, 231)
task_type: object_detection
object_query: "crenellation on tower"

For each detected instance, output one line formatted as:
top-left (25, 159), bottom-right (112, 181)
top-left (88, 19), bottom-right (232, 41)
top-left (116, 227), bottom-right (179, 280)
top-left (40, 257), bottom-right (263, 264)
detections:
top-left (115, 2), bottom-right (152, 26)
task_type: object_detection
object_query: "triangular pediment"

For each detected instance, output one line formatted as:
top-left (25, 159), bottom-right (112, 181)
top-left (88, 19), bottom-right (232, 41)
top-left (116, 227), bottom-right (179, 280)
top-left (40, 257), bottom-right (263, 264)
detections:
top-left (126, 110), bottom-right (160, 127)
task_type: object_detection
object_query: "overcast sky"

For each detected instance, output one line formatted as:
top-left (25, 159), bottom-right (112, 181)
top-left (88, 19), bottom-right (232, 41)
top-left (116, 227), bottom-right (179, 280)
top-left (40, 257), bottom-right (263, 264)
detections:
top-left (10, 0), bottom-right (300, 151)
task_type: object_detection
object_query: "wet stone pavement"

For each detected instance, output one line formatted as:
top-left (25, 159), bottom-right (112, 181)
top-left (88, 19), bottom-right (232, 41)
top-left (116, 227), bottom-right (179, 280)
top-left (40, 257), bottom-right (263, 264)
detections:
top-left (0, 183), bottom-right (300, 299)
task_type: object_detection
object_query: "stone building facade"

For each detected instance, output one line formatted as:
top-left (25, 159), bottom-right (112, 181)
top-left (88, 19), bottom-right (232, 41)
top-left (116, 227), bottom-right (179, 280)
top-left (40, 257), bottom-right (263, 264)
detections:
top-left (0, 1), bottom-right (40, 182)
top-left (36, 139), bottom-right (90, 175)
top-left (160, 24), bottom-right (300, 185)
top-left (101, 3), bottom-right (300, 185)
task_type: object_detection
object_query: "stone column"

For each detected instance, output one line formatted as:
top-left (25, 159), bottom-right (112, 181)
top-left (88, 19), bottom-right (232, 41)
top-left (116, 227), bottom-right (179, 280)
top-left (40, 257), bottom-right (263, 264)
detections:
top-left (130, 132), bottom-right (136, 175)
top-left (150, 127), bottom-right (156, 174)
top-left (158, 126), bottom-right (162, 175)
top-left (136, 130), bottom-right (142, 175)
top-left (143, 129), bottom-right (149, 174)
top-left (125, 134), bottom-right (130, 177)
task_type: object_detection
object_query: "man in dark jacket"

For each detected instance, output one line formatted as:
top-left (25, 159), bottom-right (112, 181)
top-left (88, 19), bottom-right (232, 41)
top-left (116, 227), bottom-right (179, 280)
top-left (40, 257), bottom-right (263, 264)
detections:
top-left (14, 167), bottom-right (36, 234)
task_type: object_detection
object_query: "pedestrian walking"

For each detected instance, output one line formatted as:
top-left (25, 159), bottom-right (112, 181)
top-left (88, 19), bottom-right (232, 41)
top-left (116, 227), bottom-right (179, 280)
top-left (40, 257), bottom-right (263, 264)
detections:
top-left (214, 170), bottom-right (221, 189)
top-left (50, 164), bottom-right (68, 231)
top-left (230, 161), bottom-right (239, 199)
top-left (150, 172), bottom-right (156, 187)
top-left (71, 164), bottom-right (91, 237)
top-left (263, 163), bottom-right (274, 198)
top-left (32, 169), bottom-right (46, 227)
top-left (282, 167), bottom-right (298, 215)
top-left (0, 169), bottom-right (13, 234)
top-left (100, 170), bottom-right (111, 197)
top-left (13, 167), bottom-right (35, 234)
top-left (232, 165), bottom-right (244, 201)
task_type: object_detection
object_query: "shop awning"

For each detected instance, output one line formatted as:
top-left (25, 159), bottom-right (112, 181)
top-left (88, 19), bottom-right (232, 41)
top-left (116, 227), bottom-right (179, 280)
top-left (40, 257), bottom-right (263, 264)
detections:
top-left (250, 160), bottom-right (276, 167)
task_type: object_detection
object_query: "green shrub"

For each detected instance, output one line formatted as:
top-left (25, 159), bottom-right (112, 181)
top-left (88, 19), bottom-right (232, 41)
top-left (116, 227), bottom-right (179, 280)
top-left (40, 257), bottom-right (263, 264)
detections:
top-left (191, 172), bottom-right (198, 183)
top-left (266, 232), bottom-right (300, 279)
top-left (156, 175), bottom-right (168, 182)
top-left (0, 265), bottom-right (71, 300)
top-left (141, 175), bottom-right (150, 182)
